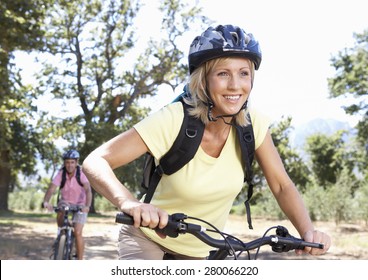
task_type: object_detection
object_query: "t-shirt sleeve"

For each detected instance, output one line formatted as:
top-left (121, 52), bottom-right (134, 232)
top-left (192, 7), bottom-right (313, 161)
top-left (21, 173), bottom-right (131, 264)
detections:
top-left (80, 170), bottom-right (89, 185)
top-left (249, 107), bottom-right (271, 150)
top-left (133, 102), bottom-right (184, 159)
top-left (52, 170), bottom-right (62, 186)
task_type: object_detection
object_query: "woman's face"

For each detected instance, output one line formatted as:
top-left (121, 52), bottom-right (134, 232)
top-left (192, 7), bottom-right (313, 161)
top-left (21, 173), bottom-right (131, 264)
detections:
top-left (206, 57), bottom-right (252, 118)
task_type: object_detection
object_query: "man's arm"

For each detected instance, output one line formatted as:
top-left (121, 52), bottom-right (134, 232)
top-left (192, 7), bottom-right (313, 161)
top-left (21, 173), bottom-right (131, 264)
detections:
top-left (42, 183), bottom-right (58, 210)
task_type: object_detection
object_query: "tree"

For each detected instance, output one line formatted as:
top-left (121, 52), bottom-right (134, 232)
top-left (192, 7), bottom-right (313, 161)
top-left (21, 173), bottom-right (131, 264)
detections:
top-left (328, 29), bottom-right (368, 174)
top-left (270, 117), bottom-right (310, 192)
top-left (325, 167), bottom-right (356, 225)
top-left (354, 178), bottom-right (368, 225)
top-left (35, 0), bottom-right (207, 211)
top-left (305, 130), bottom-right (350, 187)
top-left (0, 0), bottom-right (52, 211)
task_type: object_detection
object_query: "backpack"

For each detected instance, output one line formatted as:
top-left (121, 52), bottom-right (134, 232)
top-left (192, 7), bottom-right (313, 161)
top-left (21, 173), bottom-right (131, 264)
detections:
top-left (57, 165), bottom-right (84, 203)
top-left (140, 88), bottom-right (256, 229)
top-left (60, 165), bottom-right (84, 189)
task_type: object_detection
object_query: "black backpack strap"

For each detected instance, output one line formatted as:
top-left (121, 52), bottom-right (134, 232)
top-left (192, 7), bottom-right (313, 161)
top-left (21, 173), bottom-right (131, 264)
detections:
top-left (57, 167), bottom-right (66, 203)
top-left (76, 165), bottom-right (83, 187)
top-left (60, 166), bottom-right (83, 188)
top-left (235, 116), bottom-right (255, 229)
top-left (143, 102), bottom-right (205, 203)
top-left (60, 167), bottom-right (67, 189)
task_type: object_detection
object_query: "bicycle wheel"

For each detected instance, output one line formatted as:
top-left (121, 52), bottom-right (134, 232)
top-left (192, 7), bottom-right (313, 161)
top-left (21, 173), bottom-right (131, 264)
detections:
top-left (69, 232), bottom-right (77, 260)
top-left (54, 232), bottom-right (67, 260)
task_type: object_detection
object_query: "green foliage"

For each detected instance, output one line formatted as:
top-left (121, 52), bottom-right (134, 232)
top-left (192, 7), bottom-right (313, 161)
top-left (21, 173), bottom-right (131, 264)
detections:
top-left (305, 130), bottom-right (348, 186)
top-left (34, 0), bottom-right (207, 195)
top-left (8, 188), bottom-right (54, 211)
top-left (8, 188), bottom-right (115, 212)
top-left (94, 195), bottom-right (117, 212)
top-left (303, 182), bottom-right (330, 221)
top-left (354, 179), bottom-right (368, 225)
top-left (0, 0), bottom-right (49, 52)
top-left (0, 0), bottom-right (54, 210)
top-left (325, 168), bottom-right (356, 225)
top-left (304, 167), bottom-right (359, 224)
top-left (328, 29), bottom-right (368, 104)
top-left (270, 117), bottom-right (310, 191)
top-left (251, 187), bottom-right (285, 220)
top-left (328, 29), bottom-right (368, 165)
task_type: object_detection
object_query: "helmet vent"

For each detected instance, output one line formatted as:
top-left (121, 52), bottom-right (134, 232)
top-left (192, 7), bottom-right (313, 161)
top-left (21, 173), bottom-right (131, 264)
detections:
top-left (230, 32), bottom-right (239, 45)
top-left (244, 34), bottom-right (250, 44)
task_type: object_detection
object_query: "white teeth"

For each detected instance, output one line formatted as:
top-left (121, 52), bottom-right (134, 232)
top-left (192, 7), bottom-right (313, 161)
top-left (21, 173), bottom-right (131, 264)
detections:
top-left (225, 95), bottom-right (240, 100)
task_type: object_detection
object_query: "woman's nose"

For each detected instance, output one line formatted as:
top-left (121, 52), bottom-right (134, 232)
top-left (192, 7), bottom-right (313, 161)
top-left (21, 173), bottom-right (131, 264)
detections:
top-left (228, 75), bottom-right (241, 90)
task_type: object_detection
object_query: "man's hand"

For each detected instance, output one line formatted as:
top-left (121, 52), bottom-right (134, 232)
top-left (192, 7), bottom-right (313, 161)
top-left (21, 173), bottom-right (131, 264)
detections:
top-left (42, 201), bottom-right (53, 212)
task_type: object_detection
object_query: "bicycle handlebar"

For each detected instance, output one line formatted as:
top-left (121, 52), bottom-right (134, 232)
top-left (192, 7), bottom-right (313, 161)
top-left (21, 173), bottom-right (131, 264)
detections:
top-left (115, 212), bottom-right (323, 256)
top-left (53, 205), bottom-right (83, 213)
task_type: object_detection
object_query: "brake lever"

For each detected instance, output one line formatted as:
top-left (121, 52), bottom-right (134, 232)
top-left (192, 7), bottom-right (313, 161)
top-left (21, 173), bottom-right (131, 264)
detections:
top-left (271, 225), bottom-right (324, 252)
top-left (156, 213), bottom-right (188, 238)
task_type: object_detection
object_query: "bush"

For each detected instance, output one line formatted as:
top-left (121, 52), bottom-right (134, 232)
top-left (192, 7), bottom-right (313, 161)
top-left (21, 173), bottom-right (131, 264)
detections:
top-left (9, 188), bottom-right (52, 211)
top-left (354, 179), bottom-right (368, 225)
top-left (303, 183), bottom-right (330, 221)
top-left (304, 167), bottom-right (358, 224)
top-left (9, 189), bottom-right (117, 213)
top-left (250, 188), bottom-right (285, 220)
top-left (94, 196), bottom-right (117, 212)
top-left (326, 167), bottom-right (356, 224)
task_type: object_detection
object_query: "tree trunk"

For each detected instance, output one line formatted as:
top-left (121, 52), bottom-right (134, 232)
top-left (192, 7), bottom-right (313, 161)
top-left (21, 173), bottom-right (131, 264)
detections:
top-left (0, 150), bottom-right (11, 211)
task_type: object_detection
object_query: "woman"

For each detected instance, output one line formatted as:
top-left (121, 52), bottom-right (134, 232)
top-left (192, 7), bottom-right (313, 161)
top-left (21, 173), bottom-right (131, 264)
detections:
top-left (83, 24), bottom-right (331, 259)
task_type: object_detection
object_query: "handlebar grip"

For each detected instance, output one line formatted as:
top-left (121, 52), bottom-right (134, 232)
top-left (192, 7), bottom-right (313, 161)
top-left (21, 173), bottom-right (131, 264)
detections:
top-left (271, 236), bottom-right (324, 253)
top-left (115, 212), bottom-right (182, 238)
top-left (300, 240), bottom-right (324, 249)
top-left (115, 212), bottom-right (135, 225)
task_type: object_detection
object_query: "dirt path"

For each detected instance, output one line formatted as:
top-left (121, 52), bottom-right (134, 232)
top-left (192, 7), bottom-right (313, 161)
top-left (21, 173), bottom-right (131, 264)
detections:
top-left (1, 211), bottom-right (368, 260)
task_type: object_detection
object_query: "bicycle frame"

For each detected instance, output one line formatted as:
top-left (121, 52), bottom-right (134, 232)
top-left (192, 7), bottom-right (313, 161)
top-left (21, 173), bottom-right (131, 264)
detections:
top-left (52, 206), bottom-right (81, 260)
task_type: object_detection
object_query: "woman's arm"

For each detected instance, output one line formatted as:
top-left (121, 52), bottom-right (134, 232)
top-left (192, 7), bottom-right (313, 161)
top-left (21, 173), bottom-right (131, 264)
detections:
top-left (82, 182), bottom-right (92, 213)
top-left (255, 131), bottom-right (331, 255)
top-left (82, 127), bottom-right (168, 229)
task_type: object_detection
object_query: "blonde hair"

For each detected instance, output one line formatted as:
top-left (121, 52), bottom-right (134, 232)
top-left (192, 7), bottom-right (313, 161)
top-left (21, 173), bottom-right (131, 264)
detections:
top-left (184, 57), bottom-right (255, 126)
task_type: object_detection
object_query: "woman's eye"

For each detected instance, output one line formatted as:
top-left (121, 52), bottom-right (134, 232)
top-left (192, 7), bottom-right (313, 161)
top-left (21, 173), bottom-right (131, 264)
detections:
top-left (241, 71), bottom-right (250, 76)
top-left (218, 72), bottom-right (228, 76)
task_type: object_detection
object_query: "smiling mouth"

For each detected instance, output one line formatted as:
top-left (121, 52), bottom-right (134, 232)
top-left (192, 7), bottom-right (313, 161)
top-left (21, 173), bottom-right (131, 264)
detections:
top-left (224, 95), bottom-right (241, 100)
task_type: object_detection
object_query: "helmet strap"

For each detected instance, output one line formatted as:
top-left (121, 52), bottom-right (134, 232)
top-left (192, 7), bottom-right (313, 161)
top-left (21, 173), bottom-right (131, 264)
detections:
top-left (207, 100), bottom-right (248, 125)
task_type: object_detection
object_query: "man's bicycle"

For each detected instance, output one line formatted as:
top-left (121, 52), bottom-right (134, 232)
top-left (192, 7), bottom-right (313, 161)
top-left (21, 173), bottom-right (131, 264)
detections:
top-left (115, 212), bottom-right (324, 260)
top-left (51, 205), bottom-right (82, 260)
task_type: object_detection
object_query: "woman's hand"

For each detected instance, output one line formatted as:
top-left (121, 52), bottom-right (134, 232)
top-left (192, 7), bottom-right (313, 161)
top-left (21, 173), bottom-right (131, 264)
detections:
top-left (297, 230), bottom-right (331, 255)
top-left (121, 199), bottom-right (169, 234)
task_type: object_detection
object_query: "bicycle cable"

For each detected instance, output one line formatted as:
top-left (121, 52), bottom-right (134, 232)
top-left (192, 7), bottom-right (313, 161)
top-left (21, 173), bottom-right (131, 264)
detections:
top-left (187, 216), bottom-right (242, 259)
top-left (253, 226), bottom-right (279, 259)
top-left (211, 230), bottom-right (251, 260)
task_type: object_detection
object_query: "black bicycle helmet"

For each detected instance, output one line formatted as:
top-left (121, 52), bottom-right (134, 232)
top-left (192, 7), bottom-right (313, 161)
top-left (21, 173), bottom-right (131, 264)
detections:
top-left (62, 149), bottom-right (80, 160)
top-left (188, 24), bottom-right (262, 74)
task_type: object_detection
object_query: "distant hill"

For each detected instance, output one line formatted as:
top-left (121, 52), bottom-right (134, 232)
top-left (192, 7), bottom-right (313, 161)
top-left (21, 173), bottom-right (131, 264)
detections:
top-left (290, 118), bottom-right (354, 149)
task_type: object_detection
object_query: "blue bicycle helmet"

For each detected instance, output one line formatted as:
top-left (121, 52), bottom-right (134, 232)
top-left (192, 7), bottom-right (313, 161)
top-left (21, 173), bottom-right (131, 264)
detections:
top-left (62, 149), bottom-right (80, 160)
top-left (188, 24), bottom-right (262, 74)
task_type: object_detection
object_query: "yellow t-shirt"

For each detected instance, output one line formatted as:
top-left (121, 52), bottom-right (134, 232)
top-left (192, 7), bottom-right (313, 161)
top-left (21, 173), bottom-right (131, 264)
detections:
top-left (133, 102), bottom-right (270, 257)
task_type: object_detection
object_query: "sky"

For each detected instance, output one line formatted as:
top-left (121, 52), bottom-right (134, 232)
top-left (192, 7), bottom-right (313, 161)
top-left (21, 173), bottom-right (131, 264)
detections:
top-left (15, 0), bottom-right (367, 129)
top-left (140, 0), bottom-right (367, 128)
